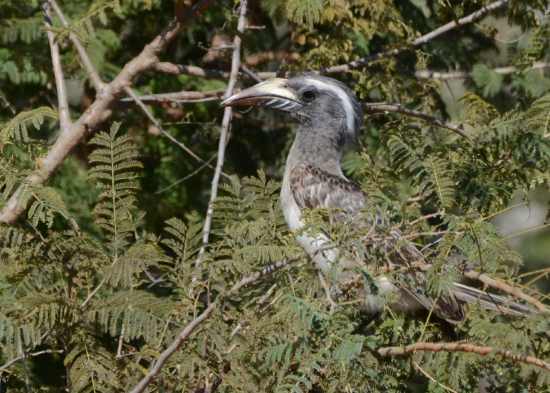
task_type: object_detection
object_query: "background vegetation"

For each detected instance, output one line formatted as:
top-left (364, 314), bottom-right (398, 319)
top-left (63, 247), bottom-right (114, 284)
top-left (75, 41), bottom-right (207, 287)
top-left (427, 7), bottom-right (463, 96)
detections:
top-left (0, 0), bottom-right (549, 392)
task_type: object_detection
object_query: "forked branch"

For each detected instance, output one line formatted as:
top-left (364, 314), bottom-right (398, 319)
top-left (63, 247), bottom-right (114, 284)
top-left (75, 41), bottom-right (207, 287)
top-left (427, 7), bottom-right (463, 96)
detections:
top-left (0, 0), bottom-right (213, 224)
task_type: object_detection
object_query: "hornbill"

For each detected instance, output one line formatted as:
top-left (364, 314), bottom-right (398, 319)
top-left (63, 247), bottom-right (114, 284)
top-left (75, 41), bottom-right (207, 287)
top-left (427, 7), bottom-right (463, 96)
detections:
top-left (222, 74), bottom-right (535, 323)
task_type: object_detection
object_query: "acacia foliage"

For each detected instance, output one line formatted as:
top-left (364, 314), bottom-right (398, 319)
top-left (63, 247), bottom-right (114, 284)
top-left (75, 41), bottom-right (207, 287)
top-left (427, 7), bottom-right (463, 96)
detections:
top-left (0, 0), bottom-right (549, 392)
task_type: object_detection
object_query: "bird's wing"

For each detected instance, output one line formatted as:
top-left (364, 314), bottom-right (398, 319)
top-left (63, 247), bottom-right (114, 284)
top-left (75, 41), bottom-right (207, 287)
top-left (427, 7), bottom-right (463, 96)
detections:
top-left (288, 164), bottom-right (533, 323)
top-left (289, 164), bottom-right (366, 215)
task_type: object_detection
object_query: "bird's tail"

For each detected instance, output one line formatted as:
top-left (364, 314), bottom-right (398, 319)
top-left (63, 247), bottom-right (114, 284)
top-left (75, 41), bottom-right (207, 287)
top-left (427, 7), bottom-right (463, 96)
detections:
top-left (451, 282), bottom-right (536, 316)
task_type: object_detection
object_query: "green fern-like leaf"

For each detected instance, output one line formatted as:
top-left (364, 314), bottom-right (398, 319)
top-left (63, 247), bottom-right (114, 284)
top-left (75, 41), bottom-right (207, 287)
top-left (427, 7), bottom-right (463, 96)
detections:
top-left (89, 122), bottom-right (142, 257)
top-left (286, 0), bottom-right (325, 27)
top-left (27, 186), bottom-right (71, 228)
top-left (0, 106), bottom-right (58, 144)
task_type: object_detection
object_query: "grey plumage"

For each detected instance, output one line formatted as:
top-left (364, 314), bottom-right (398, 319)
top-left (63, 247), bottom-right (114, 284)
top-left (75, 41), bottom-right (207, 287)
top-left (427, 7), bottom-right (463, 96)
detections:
top-left (222, 74), bottom-right (536, 322)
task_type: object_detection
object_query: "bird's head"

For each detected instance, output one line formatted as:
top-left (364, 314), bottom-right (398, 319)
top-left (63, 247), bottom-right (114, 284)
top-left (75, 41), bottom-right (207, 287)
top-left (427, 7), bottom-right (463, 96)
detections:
top-left (222, 74), bottom-right (363, 146)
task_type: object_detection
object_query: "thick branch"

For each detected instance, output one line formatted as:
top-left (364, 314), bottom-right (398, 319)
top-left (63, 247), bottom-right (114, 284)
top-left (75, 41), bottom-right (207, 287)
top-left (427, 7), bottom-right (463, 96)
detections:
top-left (0, 1), bottom-right (212, 224)
top-left (128, 259), bottom-right (294, 393)
top-left (324, 0), bottom-right (510, 74)
top-left (365, 103), bottom-right (469, 139)
top-left (50, 1), bottom-right (221, 176)
top-left (377, 341), bottom-right (550, 372)
top-left (195, 0), bottom-right (248, 266)
top-left (43, 3), bottom-right (71, 133)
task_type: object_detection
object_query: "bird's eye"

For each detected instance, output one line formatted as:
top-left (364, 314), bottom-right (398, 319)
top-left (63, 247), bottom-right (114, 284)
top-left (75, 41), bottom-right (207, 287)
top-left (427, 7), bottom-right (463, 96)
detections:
top-left (301, 89), bottom-right (317, 102)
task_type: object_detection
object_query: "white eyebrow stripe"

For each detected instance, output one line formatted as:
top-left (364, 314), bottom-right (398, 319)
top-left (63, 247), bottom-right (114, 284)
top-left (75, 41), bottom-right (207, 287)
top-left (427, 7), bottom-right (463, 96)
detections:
top-left (304, 78), bottom-right (356, 134)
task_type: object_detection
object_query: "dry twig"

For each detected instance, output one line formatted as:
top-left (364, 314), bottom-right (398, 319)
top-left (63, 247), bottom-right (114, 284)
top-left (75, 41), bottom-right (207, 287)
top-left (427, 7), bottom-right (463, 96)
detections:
top-left (120, 90), bottom-right (225, 104)
top-left (0, 349), bottom-right (64, 373)
top-left (378, 341), bottom-right (550, 372)
top-left (463, 270), bottom-right (548, 313)
top-left (324, 0), bottom-right (510, 73)
top-left (43, 2), bottom-right (71, 133)
top-left (365, 103), bottom-right (469, 139)
top-left (49, 0), bottom-right (105, 91)
top-left (195, 0), bottom-right (248, 267)
top-left (415, 62), bottom-right (550, 80)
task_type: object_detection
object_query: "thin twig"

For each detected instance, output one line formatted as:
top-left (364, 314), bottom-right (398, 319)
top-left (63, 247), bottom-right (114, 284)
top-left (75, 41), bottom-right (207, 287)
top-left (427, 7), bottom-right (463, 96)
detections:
top-left (324, 0), bottom-right (509, 73)
top-left (127, 258), bottom-right (294, 393)
top-left (43, 2), bottom-right (72, 133)
top-left (378, 341), bottom-right (550, 372)
top-left (156, 154), bottom-right (218, 194)
top-left (48, 0), bottom-right (105, 91)
top-left (195, 0), bottom-right (248, 268)
top-left (120, 89), bottom-right (225, 104)
top-left (153, 62), bottom-right (276, 80)
top-left (412, 360), bottom-right (459, 393)
top-left (0, 1), bottom-right (213, 224)
top-left (365, 103), bottom-right (469, 139)
top-left (0, 349), bottom-right (64, 372)
top-left (240, 64), bottom-right (263, 82)
top-left (124, 87), bottom-right (228, 179)
top-left (415, 62), bottom-right (550, 80)
top-left (116, 326), bottom-right (125, 359)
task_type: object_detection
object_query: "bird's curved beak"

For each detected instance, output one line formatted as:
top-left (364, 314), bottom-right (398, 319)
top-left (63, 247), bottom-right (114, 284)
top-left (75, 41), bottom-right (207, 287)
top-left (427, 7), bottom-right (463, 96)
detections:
top-left (221, 78), bottom-right (302, 112)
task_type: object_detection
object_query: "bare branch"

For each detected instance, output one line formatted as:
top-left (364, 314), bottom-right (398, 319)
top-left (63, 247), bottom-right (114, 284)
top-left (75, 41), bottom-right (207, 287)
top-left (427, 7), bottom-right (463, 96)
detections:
top-left (364, 103), bottom-right (470, 139)
top-left (0, 349), bottom-right (64, 372)
top-left (323, 0), bottom-right (510, 74)
top-left (195, 0), bottom-right (248, 267)
top-left (150, 0), bottom-right (511, 83)
top-left (378, 341), bottom-right (550, 372)
top-left (128, 258), bottom-right (295, 393)
top-left (0, 1), bottom-right (212, 224)
top-left (463, 270), bottom-right (548, 313)
top-left (153, 62), bottom-right (277, 80)
top-left (43, 2), bottom-right (71, 133)
top-left (48, 0), bottom-right (105, 91)
top-left (124, 87), bottom-right (229, 179)
top-left (120, 89), bottom-right (225, 104)
top-left (415, 62), bottom-right (550, 80)
top-left (50, 0), bottom-right (225, 179)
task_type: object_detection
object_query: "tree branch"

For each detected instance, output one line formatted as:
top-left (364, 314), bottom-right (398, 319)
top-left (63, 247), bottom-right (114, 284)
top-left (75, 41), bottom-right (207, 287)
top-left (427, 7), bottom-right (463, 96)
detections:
top-left (124, 87), bottom-right (229, 179)
top-left (377, 341), bottom-right (550, 372)
top-left (127, 258), bottom-right (295, 393)
top-left (153, 62), bottom-right (277, 80)
top-left (43, 2), bottom-right (71, 133)
top-left (195, 0), bottom-right (248, 267)
top-left (48, 0), bottom-right (105, 91)
top-left (120, 89), bottom-right (225, 104)
top-left (463, 270), bottom-right (548, 313)
top-left (0, 349), bottom-right (64, 372)
top-left (49, 1), bottom-right (224, 179)
top-left (364, 103), bottom-right (470, 139)
top-left (415, 62), bottom-right (550, 80)
top-left (0, 0), bottom-right (212, 225)
top-left (324, 0), bottom-right (510, 74)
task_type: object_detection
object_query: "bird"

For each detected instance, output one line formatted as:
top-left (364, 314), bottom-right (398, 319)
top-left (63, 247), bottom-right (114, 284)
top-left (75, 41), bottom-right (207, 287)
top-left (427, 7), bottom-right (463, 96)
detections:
top-left (222, 74), bottom-right (535, 323)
